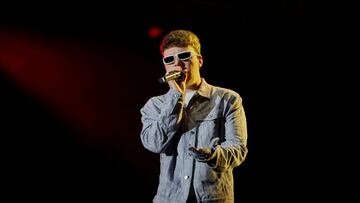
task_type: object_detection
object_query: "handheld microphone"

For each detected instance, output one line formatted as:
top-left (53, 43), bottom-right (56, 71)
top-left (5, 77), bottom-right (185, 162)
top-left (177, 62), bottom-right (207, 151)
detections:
top-left (158, 71), bottom-right (184, 84)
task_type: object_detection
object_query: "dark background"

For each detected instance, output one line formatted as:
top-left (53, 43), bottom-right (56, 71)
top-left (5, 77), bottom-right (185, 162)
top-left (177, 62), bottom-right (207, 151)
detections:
top-left (0, 1), bottom-right (353, 202)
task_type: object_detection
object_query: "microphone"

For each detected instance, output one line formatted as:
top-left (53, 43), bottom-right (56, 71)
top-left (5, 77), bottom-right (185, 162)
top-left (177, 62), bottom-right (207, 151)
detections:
top-left (158, 71), bottom-right (184, 84)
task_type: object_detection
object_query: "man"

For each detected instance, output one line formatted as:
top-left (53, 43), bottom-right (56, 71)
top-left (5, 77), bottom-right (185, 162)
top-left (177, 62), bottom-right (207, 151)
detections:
top-left (140, 29), bottom-right (248, 203)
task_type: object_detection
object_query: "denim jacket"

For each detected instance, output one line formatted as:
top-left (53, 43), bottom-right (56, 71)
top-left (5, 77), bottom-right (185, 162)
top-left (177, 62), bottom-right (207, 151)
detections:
top-left (140, 79), bottom-right (248, 203)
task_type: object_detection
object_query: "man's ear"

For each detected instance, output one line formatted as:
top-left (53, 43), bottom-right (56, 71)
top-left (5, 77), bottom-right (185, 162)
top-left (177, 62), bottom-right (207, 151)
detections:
top-left (197, 55), bottom-right (203, 68)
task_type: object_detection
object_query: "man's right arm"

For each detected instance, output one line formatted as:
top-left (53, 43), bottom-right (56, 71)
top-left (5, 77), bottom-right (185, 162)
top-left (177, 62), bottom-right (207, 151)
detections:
top-left (140, 89), bottom-right (184, 153)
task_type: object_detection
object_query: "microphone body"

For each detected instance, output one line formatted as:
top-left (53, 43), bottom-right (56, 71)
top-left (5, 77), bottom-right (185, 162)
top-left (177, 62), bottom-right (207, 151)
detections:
top-left (158, 71), bottom-right (184, 83)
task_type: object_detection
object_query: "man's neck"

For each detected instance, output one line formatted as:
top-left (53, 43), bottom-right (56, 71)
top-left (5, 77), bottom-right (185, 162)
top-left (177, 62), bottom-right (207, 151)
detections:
top-left (186, 79), bottom-right (202, 91)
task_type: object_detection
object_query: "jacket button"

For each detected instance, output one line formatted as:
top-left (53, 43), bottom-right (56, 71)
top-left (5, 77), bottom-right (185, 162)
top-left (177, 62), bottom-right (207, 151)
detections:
top-left (184, 175), bottom-right (190, 180)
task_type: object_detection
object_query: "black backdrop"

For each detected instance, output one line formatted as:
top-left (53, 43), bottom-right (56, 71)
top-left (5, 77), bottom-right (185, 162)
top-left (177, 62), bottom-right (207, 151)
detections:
top-left (0, 1), bottom-right (353, 202)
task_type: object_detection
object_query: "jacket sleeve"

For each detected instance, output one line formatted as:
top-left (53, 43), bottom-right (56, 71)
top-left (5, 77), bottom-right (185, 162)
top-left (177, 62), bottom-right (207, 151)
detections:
top-left (208, 92), bottom-right (248, 171)
top-left (140, 89), bottom-right (184, 153)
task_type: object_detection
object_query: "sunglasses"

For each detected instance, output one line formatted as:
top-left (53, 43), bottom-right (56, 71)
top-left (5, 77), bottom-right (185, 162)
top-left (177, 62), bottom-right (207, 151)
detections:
top-left (162, 51), bottom-right (192, 65)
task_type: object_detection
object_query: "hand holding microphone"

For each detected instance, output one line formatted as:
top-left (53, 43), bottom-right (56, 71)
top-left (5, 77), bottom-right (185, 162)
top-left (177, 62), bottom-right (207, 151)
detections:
top-left (159, 70), bottom-right (187, 95)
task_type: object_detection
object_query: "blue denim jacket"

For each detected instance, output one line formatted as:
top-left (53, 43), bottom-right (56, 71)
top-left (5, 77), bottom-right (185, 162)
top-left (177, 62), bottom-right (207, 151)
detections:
top-left (140, 79), bottom-right (248, 203)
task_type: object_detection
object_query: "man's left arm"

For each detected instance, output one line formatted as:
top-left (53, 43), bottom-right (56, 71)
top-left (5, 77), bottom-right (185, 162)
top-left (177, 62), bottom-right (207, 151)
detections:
top-left (188, 93), bottom-right (248, 171)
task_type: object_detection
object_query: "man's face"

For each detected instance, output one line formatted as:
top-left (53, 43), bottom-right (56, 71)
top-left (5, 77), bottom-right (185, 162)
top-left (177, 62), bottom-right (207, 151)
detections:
top-left (162, 46), bottom-right (203, 85)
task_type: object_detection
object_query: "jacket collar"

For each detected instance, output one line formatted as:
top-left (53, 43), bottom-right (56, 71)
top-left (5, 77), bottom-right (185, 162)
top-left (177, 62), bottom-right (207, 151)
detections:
top-left (196, 78), bottom-right (211, 99)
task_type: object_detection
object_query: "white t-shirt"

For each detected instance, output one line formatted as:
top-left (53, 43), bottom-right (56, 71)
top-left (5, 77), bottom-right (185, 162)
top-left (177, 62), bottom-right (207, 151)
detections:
top-left (184, 90), bottom-right (196, 108)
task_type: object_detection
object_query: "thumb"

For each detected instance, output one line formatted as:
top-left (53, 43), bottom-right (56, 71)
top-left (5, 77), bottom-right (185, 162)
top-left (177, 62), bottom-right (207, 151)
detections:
top-left (210, 137), bottom-right (220, 147)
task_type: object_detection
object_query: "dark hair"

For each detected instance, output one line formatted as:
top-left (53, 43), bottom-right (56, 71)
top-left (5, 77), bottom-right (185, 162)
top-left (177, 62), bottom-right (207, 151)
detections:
top-left (160, 30), bottom-right (201, 55)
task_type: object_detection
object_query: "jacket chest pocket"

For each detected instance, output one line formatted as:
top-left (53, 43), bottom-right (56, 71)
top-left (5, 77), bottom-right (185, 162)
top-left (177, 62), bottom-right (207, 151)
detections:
top-left (196, 113), bottom-right (224, 147)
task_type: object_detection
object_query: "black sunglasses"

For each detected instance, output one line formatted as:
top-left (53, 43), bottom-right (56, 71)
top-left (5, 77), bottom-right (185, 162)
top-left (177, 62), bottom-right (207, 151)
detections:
top-left (162, 51), bottom-right (192, 65)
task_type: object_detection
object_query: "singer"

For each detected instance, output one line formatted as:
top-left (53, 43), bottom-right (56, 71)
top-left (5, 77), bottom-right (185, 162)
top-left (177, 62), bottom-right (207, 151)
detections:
top-left (139, 29), bottom-right (248, 203)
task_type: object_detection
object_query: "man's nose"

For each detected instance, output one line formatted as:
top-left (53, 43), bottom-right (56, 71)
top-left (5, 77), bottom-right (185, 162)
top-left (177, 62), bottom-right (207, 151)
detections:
top-left (174, 57), bottom-right (184, 66)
